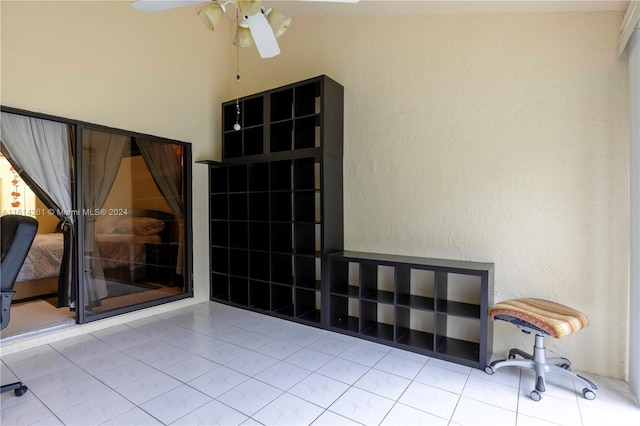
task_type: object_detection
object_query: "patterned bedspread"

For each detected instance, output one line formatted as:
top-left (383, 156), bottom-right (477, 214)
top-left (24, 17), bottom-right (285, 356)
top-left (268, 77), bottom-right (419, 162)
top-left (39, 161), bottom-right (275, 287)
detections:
top-left (16, 232), bottom-right (162, 281)
top-left (96, 233), bottom-right (160, 269)
top-left (17, 233), bottom-right (64, 282)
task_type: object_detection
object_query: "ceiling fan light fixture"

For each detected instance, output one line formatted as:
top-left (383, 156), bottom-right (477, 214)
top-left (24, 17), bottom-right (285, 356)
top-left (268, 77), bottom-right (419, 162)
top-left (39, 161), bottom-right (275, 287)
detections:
top-left (234, 23), bottom-right (254, 48)
top-left (237, 0), bottom-right (263, 17)
top-left (197, 2), bottom-right (225, 31)
top-left (265, 8), bottom-right (291, 38)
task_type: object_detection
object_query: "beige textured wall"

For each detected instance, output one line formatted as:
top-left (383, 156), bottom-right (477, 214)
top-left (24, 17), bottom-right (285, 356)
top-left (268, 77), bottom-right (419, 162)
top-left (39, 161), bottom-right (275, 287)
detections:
top-left (1, 2), bottom-right (629, 378)
top-left (232, 12), bottom-right (629, 378)
top-left (1, 1), bottom-right (231, 304)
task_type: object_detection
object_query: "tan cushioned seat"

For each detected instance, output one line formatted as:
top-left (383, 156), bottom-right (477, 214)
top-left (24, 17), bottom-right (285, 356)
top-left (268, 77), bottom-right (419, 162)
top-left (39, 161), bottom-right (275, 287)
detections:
top-left (489, 298), bottom-right (588, 339)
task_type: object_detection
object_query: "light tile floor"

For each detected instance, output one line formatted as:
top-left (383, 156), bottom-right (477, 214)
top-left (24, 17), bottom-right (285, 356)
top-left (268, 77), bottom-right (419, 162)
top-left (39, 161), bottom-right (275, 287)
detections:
top-left (1, 301), bottom-right (639, 425)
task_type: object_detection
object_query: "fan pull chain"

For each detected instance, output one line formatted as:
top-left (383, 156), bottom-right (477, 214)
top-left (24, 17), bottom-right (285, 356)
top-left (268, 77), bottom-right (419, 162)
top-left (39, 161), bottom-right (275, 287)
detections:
top-left (233, 6), bottom-right (242, 131)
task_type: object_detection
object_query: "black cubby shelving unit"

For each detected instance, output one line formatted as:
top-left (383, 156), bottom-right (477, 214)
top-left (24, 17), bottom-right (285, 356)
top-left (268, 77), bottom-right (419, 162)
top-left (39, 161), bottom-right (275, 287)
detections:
top-left (328, 251), bottom-right (494, 369)
top-left (203, 75), bottom-right (494, 369)
top-left (207, 75), bottom-right (344, 327)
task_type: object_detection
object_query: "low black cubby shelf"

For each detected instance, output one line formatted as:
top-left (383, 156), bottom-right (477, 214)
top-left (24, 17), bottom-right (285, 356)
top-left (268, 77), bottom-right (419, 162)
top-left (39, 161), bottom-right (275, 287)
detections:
top-left (327, 251), bottom-right (494, 369)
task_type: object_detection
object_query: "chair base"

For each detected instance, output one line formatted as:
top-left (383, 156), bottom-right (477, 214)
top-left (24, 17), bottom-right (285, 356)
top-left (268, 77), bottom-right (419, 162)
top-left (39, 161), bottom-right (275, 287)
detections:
top-left (1, 381), bottom-right (28, 397)
top-left (485, 334), bottom-right (597, 401)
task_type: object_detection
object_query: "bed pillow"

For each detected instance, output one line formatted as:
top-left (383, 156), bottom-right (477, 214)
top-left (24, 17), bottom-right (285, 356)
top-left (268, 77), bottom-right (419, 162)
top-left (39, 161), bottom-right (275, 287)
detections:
top-left (133, 217), bottom-right (166, 236)
top-left (114, 217), bottom-right (166, 236)
top-left (95, 216), bottom-right (119, 234)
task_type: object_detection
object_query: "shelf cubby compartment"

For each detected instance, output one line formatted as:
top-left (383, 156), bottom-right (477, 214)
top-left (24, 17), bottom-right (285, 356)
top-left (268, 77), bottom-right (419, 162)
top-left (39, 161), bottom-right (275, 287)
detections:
top-left (361, 264), bottom-right (395, 304)
top-left (435, 273), bottom-right (482, 319)
top-left (294, 255), bottom-right (321, 290)
top-left (270, 160), bottom-right (292, 190)
top-left (248, 192), bottom-right (269, 221)
top-left (294, 158), bottom-right (320, 189)
top-left (294, 115), bottom-right (321, 150)
top-left (330, 294), bottom-right (359, 332)
top-left (210, 167), bottom-right (228, 193)
top-left (330, 260), bottom-right (359, 297)
top-left (249, 251), bottom-right (270, 281)
top-left (223, 131), bottom-right (243, 159)
top-left (228, 165), bottom-right (248, 192)
top-left (243, 96), bottom-right (264, 127)
top-left (229, 221), bottom-right (248, 249)
top-left (396, 307), bottom-right (435, 352)
top-left (295, 287), bottom-right (321, 323)
top-left (250, 280), bottom-right (270, 310)
top-left (270, 88), bottom-right (293, 122)
top-left (230, 276), bottom-right (249, 306)
top-left (271, 192), bottom-right (292, 222)
top-left (228, 194), bottom-right (248, 220)
top-left (435, 313), bottom-right (481, 362)
top-left (272, 283), bottom-right (294, 317)
top-left (210, 194), bottom-right (228, 220)
top-left (223, 103), bottom-right (239, 132)
top-left (270, 120), bottom-right (293, 152)
top-left (396, 267), bottom-right (435, 311)
top-left (248, 162), bottom-right (269, 191)
top-left (361, 300), bottom-right (394, 342)
top-left (211, 247), bottom-right (228, 274)
top-left (229, 249), bottom-right (248, 277)
top-left (294, 223), bottom-right (320, 254)
top-left (210, 220), bottom-right (228, 247)
top-left (436, 300), bottom-right (481, 319)
top-left (211, 272), bottom-right (229, 301)
top-left (271, 253), bottom-right (293, 285)
top-left (271, 223), bottom-right (293, 253)
top-left (248, 222), bottom-right (270, 251)
top-left (244, 126), bottom-right (264, 156)
top-left (295, 81), bottom-right (321, 117)
top-left (293, 191), bottom-right (320, 222)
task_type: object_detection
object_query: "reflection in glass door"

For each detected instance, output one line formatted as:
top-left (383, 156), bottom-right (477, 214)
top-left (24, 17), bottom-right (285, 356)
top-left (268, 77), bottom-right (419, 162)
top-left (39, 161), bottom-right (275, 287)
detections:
top-left (80, 127), bottom-right (190, 320)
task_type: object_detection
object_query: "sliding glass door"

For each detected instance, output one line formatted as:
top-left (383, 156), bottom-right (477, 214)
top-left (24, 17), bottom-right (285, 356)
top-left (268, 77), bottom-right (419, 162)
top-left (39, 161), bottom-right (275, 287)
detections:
top-left (79, 126), bottom-right (191, 321)
top-left (1, 107), bottom-right (193, 329)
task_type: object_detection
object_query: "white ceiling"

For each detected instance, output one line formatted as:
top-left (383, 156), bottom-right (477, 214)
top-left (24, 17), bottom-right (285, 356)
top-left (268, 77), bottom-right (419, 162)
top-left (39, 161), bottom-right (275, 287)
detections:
top-left (267, 0), bottom-right (629, 17)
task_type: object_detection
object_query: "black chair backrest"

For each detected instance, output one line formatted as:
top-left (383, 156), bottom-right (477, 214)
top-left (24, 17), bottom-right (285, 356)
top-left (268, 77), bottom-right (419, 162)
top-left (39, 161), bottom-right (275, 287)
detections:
top-left (1, 215), bottom-right (38, 292)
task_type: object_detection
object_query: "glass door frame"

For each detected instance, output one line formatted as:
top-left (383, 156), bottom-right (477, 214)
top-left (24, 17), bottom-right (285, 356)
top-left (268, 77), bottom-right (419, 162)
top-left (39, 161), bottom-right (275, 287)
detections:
top-left (74, 123), bottom-right (193, 324)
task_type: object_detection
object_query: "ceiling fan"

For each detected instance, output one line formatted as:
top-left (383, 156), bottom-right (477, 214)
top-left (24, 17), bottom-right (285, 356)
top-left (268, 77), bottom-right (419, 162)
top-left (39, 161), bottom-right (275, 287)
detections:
top-left (131, 0), bottom-right (359, 58)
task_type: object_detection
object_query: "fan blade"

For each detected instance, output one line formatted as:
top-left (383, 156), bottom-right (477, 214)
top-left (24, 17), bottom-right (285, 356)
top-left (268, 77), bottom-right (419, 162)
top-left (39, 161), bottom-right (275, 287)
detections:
top-left (246, 13), bottom-right (281, 58)
top-left (131, 0), bottom-right (209, 13)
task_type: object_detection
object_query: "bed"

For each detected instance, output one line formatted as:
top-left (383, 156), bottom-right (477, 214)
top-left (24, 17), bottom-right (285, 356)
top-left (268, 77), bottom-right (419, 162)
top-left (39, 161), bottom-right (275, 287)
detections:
top-left (14, 233), bottom-right (63, 301)
top-left (13, 209), bottom-right (176, 301)
top-left (93, 211), bottom-right (173, 282)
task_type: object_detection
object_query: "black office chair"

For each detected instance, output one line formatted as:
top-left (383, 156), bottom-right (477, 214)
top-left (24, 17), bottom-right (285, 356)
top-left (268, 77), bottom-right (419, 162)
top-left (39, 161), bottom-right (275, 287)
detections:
top-left (1, 214), bottom-right (38, 397)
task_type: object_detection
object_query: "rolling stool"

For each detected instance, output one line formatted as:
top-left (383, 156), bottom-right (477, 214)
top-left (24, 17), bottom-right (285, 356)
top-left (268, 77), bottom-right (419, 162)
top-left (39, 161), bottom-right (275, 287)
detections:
top-left (484, 298), bottom-right (597, 401)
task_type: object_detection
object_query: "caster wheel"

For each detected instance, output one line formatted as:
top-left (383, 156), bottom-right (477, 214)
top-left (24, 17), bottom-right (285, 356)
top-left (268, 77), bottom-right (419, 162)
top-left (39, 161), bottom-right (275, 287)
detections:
top-left (508, 353), bottom-right (516, 360)
top-left (582, 388), bottom-right (596, 400)
top-left (530, 390), bottom-right (541, 401)
top-left (14, 386), bottom-right (28, 397)
top-left (484, 366), bottom-right (495, 375)
top-left (560, 363), bottom-right (571, 370)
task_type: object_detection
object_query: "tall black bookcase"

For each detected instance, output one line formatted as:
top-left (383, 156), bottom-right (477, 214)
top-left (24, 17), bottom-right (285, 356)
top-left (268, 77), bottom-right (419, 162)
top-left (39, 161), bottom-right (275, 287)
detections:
top-left (207, 75), bottom-right (344, 326)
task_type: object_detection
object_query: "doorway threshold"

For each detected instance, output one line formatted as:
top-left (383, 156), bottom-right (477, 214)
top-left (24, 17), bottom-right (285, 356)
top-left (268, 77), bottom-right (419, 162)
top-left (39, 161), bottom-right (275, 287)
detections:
top-left (1, 320), bottom-right (76, 345)
top-left (0, 299), bottom-right (76, 344)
